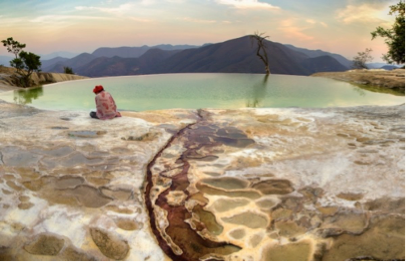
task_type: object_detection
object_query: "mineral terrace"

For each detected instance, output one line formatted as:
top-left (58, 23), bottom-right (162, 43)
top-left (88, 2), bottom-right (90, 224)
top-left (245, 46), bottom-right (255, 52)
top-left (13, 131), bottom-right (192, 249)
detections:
top-left (0, 75), bottom-right (404, 260)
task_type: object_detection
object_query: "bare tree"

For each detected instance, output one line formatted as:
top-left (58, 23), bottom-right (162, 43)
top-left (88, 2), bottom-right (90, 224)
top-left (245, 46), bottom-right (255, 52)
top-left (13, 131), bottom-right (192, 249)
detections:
top-left (251, 32), bottom-right (270, 75)
top-left (353, 48), bottom-right (373, 69)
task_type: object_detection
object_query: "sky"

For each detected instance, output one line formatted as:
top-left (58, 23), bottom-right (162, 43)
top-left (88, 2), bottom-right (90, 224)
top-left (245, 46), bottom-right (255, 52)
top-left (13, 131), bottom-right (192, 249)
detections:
top-left (0, 0), bottom-right (400, 62)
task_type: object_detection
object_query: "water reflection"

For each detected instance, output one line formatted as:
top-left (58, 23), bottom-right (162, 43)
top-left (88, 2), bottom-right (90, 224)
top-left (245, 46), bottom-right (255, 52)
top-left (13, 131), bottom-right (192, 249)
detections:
top-left (0, 74), bottom-right (402, 111)
top-left (246, 75), bottom-right (269, 108)
top-left (13, 87), bottom-right (44, 105)
top-left (352, 86), bottom-right (366, 97)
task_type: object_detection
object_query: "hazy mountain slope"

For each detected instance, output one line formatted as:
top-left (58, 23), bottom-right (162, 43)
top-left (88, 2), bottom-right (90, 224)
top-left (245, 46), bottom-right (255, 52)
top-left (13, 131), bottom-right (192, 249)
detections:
top-left (46, 53), bottom-right (97, 73)
top-left (284, 44), bottom-right (352, 69)
top-left (300, 55), bottom-right (349, 74)
top-left (91, 44), bottom-right (198, 58)
top-left (75, 56), bottom-right (140, 77)
top-left (42, 35), bottom-right (350, 77)
top-left (135, 48), bottom-right (182, 74)
top-left (92, 46), bottom-right (150, 58)
top-left (76, 48), bottom-right (181, 76)
top-left (41, 57), bottom-right (69, 70)
top-left (153, 36), bottom-right (312, 75)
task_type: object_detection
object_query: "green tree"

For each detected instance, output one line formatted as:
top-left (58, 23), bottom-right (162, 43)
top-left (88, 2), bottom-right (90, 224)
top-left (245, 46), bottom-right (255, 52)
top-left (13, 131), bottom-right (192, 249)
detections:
top-left (371, 0), bottom-right (405, 64)
top-left (251, 32), bottom-right (270, 75)
top-left (1, 37), bottom-right (42, 87)
top-left (353, 48), bottom-right (373, 69)
top-left (64, 66), bottom-right (74, 74)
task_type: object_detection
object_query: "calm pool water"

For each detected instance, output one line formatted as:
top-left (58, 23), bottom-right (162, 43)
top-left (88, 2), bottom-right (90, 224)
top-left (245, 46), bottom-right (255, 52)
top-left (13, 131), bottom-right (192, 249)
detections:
top-left (0, 73), bottom-right (403, 111)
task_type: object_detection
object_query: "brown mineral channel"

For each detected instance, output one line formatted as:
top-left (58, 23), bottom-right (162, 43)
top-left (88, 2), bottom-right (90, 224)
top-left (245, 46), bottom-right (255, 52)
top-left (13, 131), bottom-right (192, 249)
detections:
top-left (145, 110), bottom-right (242, 261)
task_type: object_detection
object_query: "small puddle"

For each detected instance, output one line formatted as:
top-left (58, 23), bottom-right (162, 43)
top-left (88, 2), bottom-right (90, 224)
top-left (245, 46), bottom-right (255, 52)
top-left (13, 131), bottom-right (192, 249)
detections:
top-left (68, 131), bottom-right (107, 138)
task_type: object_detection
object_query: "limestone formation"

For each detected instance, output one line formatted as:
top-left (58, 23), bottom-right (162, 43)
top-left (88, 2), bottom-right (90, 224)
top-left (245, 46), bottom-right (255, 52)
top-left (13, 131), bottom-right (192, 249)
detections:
top-left (0, 88), bottom-right (404, 260)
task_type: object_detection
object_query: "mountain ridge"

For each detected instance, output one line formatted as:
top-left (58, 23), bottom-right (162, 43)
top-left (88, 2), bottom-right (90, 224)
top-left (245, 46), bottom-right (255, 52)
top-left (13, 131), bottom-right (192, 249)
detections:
top-left (42, 35), bottom-right (351, 76)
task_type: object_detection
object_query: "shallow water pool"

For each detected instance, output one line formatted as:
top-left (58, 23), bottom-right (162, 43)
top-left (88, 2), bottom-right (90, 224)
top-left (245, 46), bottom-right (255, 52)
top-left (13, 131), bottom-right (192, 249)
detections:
top-left (0, 73), bottom-right (403, 111)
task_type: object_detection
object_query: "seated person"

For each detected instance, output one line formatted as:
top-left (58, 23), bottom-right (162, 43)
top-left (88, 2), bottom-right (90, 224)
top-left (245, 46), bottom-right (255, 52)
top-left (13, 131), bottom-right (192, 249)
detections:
top-left (90, 85), bottom-right (122, 120)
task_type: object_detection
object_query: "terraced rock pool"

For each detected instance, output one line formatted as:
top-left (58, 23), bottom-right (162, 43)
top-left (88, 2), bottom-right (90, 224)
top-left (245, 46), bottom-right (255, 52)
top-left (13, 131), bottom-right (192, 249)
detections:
top-left (0, 73), bottom-right (403, 111)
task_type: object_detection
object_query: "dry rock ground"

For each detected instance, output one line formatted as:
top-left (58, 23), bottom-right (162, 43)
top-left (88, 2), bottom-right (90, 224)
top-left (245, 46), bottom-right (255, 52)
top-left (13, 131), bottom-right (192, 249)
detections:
top-left (0, 70), bottom-right (404, 260)
top-left (312, 69), bottom-right (405, 94)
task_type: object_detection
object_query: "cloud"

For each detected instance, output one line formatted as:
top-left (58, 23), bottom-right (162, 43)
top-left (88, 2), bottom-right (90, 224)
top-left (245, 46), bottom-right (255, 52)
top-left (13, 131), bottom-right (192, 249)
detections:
top-left (75, 3), bottom-right (136, 15)
top-left (182, 17), bottom-right (217, 23)
top-left (320, 22), bottom-right (328, 28)
top-left (216, 0), bottom-right (280, 10)
top-left (306, 19), bottom-right (328, 28)
top-left (129, 17), bottom-right (154, 23)
top-left (1, 16), bottom-right (25, 27)
top-left (140, 0), bottom-right (156, 6)
top-left (278, 19), bottom-right (314, 41)
top-left (29, 15), bottom-right (110, 24)
top-left (336, 2), bottom-right (391, 24)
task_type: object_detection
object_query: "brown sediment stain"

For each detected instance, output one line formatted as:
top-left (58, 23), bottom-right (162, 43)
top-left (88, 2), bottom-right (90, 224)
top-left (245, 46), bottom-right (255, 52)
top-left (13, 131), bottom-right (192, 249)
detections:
top-left (100, 187), bottom-right (133, 201)
top-left (271, 208), bottom-right (293, 220)
top-left (121, 132), bottom-right (158, 142)
top-left (317, 206), bottom-right (339, 217)
top-left (212, 198), bottom-right (250, 212)
top-left (22, 175), bottom-right (112, 208)
top-left (229, 228), bottom-right (246, 239)
top-left (322, 215), bottom-right (405, 260)
top-left (251, 179), bottom-right (294, 195)
top-left (18, 202), bottom-right (34, 210)
top-left (197, 183), bottom-right (262, 200)
top-left (274, 220), bottom-right (307, 238)
top-left (23, 233), bottom-right (65, 256)
top-left (60, 245), bottom-right (96, 261)
top-left (222, 211), bottom-right (269, 229)
top-left (321, 210), bottom-right (368, 234)
top-left (192, 205), bottom-right (224, 235)
top-left (337, 192), bottom-right (364, 201)
top-left (145, 110), bottom-right (248, 260)
top-left (89, 227), bottom-right (129, 260)
top-left (262, 240), bottom-right (314, 261)
top-left (362, 197), bottom-right (405, 213)
top-left (68, 130), bottom-right (107, 138)
top-left (114, 218), bottom-right (143, 231)
top-left (255, 198), bottom-right (278, 210)
top-left (299, 186), bottom-right (324, 203)
top-left (201, 177), bottom-right (249, 190)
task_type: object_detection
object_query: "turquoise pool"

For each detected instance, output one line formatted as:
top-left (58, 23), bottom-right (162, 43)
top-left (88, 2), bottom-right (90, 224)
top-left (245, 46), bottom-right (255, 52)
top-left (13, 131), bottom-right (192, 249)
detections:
top-left (0, 73), bottom-right (403, 111)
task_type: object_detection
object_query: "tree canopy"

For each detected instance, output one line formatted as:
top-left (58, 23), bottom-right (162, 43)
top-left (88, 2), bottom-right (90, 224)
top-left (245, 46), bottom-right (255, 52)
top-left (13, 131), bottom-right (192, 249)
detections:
top-left (371, 0), bottom-right (405, 64)
top-left (1, 37), bottom-right (41, 87)
top-left (353, 48), bottom-right (373, 69)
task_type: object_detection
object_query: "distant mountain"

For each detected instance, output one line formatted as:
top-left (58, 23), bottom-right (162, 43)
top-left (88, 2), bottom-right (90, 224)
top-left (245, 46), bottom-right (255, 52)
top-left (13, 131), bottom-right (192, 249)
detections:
top-left (44, 53), bottom-right (97, 73)
top-left (45, 36), bottom-right (351, 77)
top-left (152, 36), bottom-right (311, 74)
top-left (284, 44), bottom-right (352, 68)
top-left (40, 51), bottom-right (79, 60)
top-left (367, 62), bottom-right (402, 69)
top-left (0, 55), bottom-right (13, 66)
top-left (41, 56), bottom-right (69, 69)
top-left (75, 49), bottom-right (182, 77)
top-left (151, 36), bottom-right (348, 75)
top-left (91, 46), bottom-right (150, 58)
top-left (299, 55), bottom-right (348, 73)
top-left (380, 65), bottom-right (401, 70)
top-left (91, 44), bottom-right (198, 58)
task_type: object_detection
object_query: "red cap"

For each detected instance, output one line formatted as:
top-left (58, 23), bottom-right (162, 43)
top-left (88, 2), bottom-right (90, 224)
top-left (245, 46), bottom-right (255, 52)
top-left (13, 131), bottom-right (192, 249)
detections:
top-left (93, 85), bottom-right (104, 94)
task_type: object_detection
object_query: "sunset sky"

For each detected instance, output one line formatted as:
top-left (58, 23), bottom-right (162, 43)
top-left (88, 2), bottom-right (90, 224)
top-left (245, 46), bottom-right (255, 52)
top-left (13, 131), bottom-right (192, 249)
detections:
top-left (0, 0), bottom-right (399, 62)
